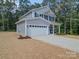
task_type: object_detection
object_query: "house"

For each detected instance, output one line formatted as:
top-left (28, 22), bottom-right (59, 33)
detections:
top-left (15, 5), bottom-right (61, 37)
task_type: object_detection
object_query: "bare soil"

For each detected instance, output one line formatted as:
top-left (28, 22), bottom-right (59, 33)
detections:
top-left (66, 35), bottom-right (79, 40)
top-left (0, 32), bottom-right (79, 59)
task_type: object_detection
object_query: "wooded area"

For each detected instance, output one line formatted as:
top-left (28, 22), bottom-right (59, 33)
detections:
top-left (0, 0), bottom-right (79, 35)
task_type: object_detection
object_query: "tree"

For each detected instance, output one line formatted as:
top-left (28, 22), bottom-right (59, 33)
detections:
top-left (42, 0), bottom-right (79, 34)
top-left (56, 0), bottom-right (79, 35)
top-left (19, 0), bottom-right (30, 13)
top-left (0, 0), bottom-right (16, 30)
top-left (30, 3), bottom-right (41, 9)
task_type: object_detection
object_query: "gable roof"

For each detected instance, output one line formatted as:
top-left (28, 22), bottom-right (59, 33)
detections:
top-left (19, 5), bottom-right (56, 19)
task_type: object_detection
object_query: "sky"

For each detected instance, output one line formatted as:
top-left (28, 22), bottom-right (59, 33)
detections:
top-left (30, 0), bottom-right (43, 4)
top-left (16, 0), bottom-right (43, 7)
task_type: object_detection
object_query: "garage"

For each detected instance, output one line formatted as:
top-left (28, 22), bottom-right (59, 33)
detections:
top-left (16, 17), bottom-right (50, 37)
top-left (27, 25), bottom-right (48, 36)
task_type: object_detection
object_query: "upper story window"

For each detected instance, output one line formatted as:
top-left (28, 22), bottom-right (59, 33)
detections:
top-left (34, 12), bottom-right (55, 22)
top-left (44, 15), bottom-right (48, 20)
top-left (49, 16), bottom-right (54, 21)
top-left (40, 14), bottom-right (43, 17)
top-left (35, 12), bottom-right (39, 17)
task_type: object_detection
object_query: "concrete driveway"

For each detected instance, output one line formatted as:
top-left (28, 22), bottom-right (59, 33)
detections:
top-left (33, 35), bottom-right (79, 53)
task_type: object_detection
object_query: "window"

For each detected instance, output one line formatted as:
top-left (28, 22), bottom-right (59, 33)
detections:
top-left (44, 15), bottom-right (48, 20)
top-left (33, 25), bottom-right (34, 27)
top-left (29, 25), bottom-right (34, 27)
top-left (28, 25), bottom-right (47, 28)
top-left (35, 25), bottom-right (37, 27)
top-left (49, 16), bottom-right (54, 21)
top-left (40, 14), bottom-right (43, 17)
top-left (29, 25), bottom-right (32, 27)
top-left (27, 25), bottom-right (28, 27)
top-left (35, 12), bottom-right (39, 17)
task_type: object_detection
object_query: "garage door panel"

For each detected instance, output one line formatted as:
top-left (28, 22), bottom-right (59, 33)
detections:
top-left (28, 26), bottom-right (48, 36)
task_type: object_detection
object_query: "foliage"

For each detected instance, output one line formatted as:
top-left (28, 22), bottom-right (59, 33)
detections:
top-left (0, 0), bottom-right (41, 31)
top-left (42, 0), bottom-right (79, 35)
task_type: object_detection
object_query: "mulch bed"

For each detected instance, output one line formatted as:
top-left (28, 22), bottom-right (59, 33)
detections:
top-left (18, 35), bottom-right (32, 39)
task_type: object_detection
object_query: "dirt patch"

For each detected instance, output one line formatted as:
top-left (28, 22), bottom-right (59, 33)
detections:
top-left (66, 35), bottom-right (79, 40)
top-left (0, 32), bottom-right (79, 59)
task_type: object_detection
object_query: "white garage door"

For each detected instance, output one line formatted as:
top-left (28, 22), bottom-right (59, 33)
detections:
top-left (28, 25), bottom-right (48, 36)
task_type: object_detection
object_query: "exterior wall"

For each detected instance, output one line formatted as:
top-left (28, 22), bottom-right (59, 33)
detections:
top-left (34, 7), bottom-right (56, 17)
top-left (27, 19), bottom-right (49, 26)
top-left (25, 13), bottom-right (32, 18)
top-left (21, 12), bottom-right (35, 20)
top-left (17, 21), bottom-right (25, 36)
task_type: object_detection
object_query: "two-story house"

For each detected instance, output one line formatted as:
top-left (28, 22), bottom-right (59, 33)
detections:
top-left (15, 5), bottom-right (61, 37)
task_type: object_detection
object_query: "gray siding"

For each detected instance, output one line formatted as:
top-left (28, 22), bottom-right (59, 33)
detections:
top-left (25, 12), bottom-right (33, 18)
top-left (17, 21), bottom-right (25, 36)
top-left (27, 19), bottom-right (49, 26)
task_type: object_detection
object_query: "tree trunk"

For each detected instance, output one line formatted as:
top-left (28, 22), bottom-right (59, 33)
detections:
top-left (70, 18), bottom-right (72, 34)
top-left (1, 11), bottom-right (5, 31)
top-left (64, 18), bottom-right (66, 34)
